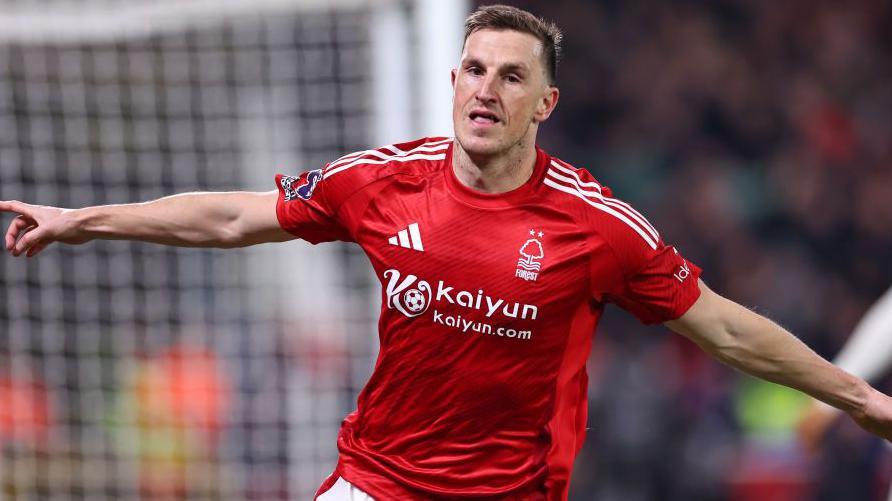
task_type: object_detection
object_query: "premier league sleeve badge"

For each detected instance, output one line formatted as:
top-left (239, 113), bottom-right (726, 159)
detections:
top-left (281, 168), bottom-right (323, 202)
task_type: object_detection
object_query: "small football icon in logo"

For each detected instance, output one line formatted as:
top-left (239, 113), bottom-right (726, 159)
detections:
top-left (403, 288), bottom-right (427, 314)
top-left (383, 269), bottom-right (432, 318)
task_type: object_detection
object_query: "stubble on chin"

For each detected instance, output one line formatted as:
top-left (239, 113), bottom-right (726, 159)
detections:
top-left (457, 136), bottom-right (504, 162)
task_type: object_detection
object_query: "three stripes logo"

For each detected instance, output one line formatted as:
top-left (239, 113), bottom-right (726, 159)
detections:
top-left (388, 222), bottom-right (424, 252)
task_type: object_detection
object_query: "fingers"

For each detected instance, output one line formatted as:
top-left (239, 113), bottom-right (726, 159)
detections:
top-left (0, 200), bottom-right (32, 216)
top-left (12, 226), bottom-right (47, 257)
top-left (2, 201), bottom-right (52, 258)
top-left (6, 216), bottom-right (34, 251)
top-left (2, 201), bottom-right (38, 256)
top-left (26, 242), bottom-right (48, 258)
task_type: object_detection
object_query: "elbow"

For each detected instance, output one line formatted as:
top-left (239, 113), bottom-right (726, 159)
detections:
top-left (700, 324), bottom-right (785, 378)
top-left (215, 209), bottom-right (267, 248)
top-left (216, 224), bottom-right (247, 248)
top-left (693, 323), bottom-right (751, 366)
top-left (709, 338), bottom-right (752, 367)
top-left (205, 211), bottom-right (247, 248)
top-left (194, 192), bottom-right (280, 248)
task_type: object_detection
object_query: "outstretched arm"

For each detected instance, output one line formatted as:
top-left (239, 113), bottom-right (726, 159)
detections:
top-left (1, 191), bottom-right (294, 257)
top-left (665, 280), bottom-right (892, 441)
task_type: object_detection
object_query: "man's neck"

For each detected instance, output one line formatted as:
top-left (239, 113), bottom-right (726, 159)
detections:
top-left (452, 139), bottom-right (538, 194)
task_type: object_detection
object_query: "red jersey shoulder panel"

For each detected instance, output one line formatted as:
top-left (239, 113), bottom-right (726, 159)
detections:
top-left (320, 137), bottom-right (451, 208)
top-left (541, 156), bottom-right (702, 324)
top-left (542, 156), bottom-right (662, 273)
top-left (274, 137), bottom-right (450, 244)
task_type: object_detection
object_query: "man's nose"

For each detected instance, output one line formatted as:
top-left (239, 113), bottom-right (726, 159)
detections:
top-left (476, 75), bottom-right (498, 103)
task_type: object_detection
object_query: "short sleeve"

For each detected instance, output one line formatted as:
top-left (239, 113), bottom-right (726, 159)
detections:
top-left (586, 187), bottom-right (702, 324)
top-left (606, 243), bottom-right (702, 324)
top-left (274, 169), bottom-right (352, 244)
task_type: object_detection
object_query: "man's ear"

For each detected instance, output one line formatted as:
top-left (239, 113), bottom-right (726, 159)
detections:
top-left (451, 68), bottom-right (457, 88)
top-left (533, 86), bottom-right (560, 123)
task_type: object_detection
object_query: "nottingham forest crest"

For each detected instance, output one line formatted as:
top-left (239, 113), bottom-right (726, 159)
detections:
top-left (516, 230), bottom-right (544, 282)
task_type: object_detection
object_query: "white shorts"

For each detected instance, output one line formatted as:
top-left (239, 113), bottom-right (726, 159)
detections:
top-left (316, 477), bottom-right (375, 501)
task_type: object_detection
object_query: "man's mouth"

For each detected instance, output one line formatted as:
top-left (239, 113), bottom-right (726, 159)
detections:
top-left (469, 110), bottom-right (500, 125)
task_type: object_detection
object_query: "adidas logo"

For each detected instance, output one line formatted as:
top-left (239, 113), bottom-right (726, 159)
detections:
top-left (388, 222), bottom-right (424, 252)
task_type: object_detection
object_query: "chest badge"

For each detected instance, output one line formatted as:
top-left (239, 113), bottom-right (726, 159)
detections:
top-left (515, 229), bottom-right (544, 282)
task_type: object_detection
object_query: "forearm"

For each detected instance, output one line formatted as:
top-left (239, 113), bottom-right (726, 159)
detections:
top-left (669, 285), bottom-right (892, 443)
top-left (668, 282), bottom-right (872, 414)
top-left (73, 191), bottom-right (276, 248)
top-left (709, 307), bottom-right (869, 413)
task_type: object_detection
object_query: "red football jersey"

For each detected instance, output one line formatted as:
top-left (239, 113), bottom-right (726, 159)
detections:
top-left (275, 137), bottom-right (702, 500)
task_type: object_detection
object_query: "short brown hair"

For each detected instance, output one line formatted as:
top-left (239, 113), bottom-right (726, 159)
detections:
top-left (464, 4), bottom-right (563, 84)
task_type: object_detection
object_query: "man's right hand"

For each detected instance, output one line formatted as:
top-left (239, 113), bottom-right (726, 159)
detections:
top-left (1, 200), bottom-right (89, 257)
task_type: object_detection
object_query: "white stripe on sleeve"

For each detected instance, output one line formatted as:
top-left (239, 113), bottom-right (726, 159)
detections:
top-left (543, 177), bottom-right (658, 249)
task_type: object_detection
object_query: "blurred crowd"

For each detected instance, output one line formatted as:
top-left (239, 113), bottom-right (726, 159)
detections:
top-left (483, 0), bottom-right (892, 499)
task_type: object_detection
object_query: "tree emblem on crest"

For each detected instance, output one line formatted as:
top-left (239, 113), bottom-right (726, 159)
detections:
top-left (516, 230), bottom-right (544, 281)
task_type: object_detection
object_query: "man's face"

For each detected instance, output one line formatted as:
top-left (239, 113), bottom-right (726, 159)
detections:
top-left (452, 29), bottom-right (558, 158)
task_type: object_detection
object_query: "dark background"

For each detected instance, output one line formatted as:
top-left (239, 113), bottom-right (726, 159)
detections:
top-left (473, 1), bottom-right (892, 499)
top-left (0, 0), bottom-right (889, 499)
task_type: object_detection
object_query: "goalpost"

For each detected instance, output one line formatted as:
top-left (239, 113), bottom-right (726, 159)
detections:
top-left (0, 0), bottom-right (466, 499)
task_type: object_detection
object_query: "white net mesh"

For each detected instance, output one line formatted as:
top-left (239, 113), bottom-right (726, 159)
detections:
top-left (0, 1), bottom-right (387, 499)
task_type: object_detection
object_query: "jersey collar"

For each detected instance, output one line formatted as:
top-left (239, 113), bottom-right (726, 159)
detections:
top-left (443, 141), bottom-right (549, 209)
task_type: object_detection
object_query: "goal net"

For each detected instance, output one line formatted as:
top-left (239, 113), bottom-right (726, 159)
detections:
top-left (0, 0), bottom-right (464, 499)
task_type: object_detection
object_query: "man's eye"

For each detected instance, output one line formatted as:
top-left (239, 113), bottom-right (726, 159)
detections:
top-left (506, 74), bottom-right (521, 83)
top-left (468, 67), bottom-right (483, 76)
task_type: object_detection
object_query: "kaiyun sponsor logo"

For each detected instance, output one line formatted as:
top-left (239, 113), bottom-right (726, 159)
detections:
top-left (431, 310), bottom-right (533, 340)
top-left (383, 268), bottom-right (539, 321)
